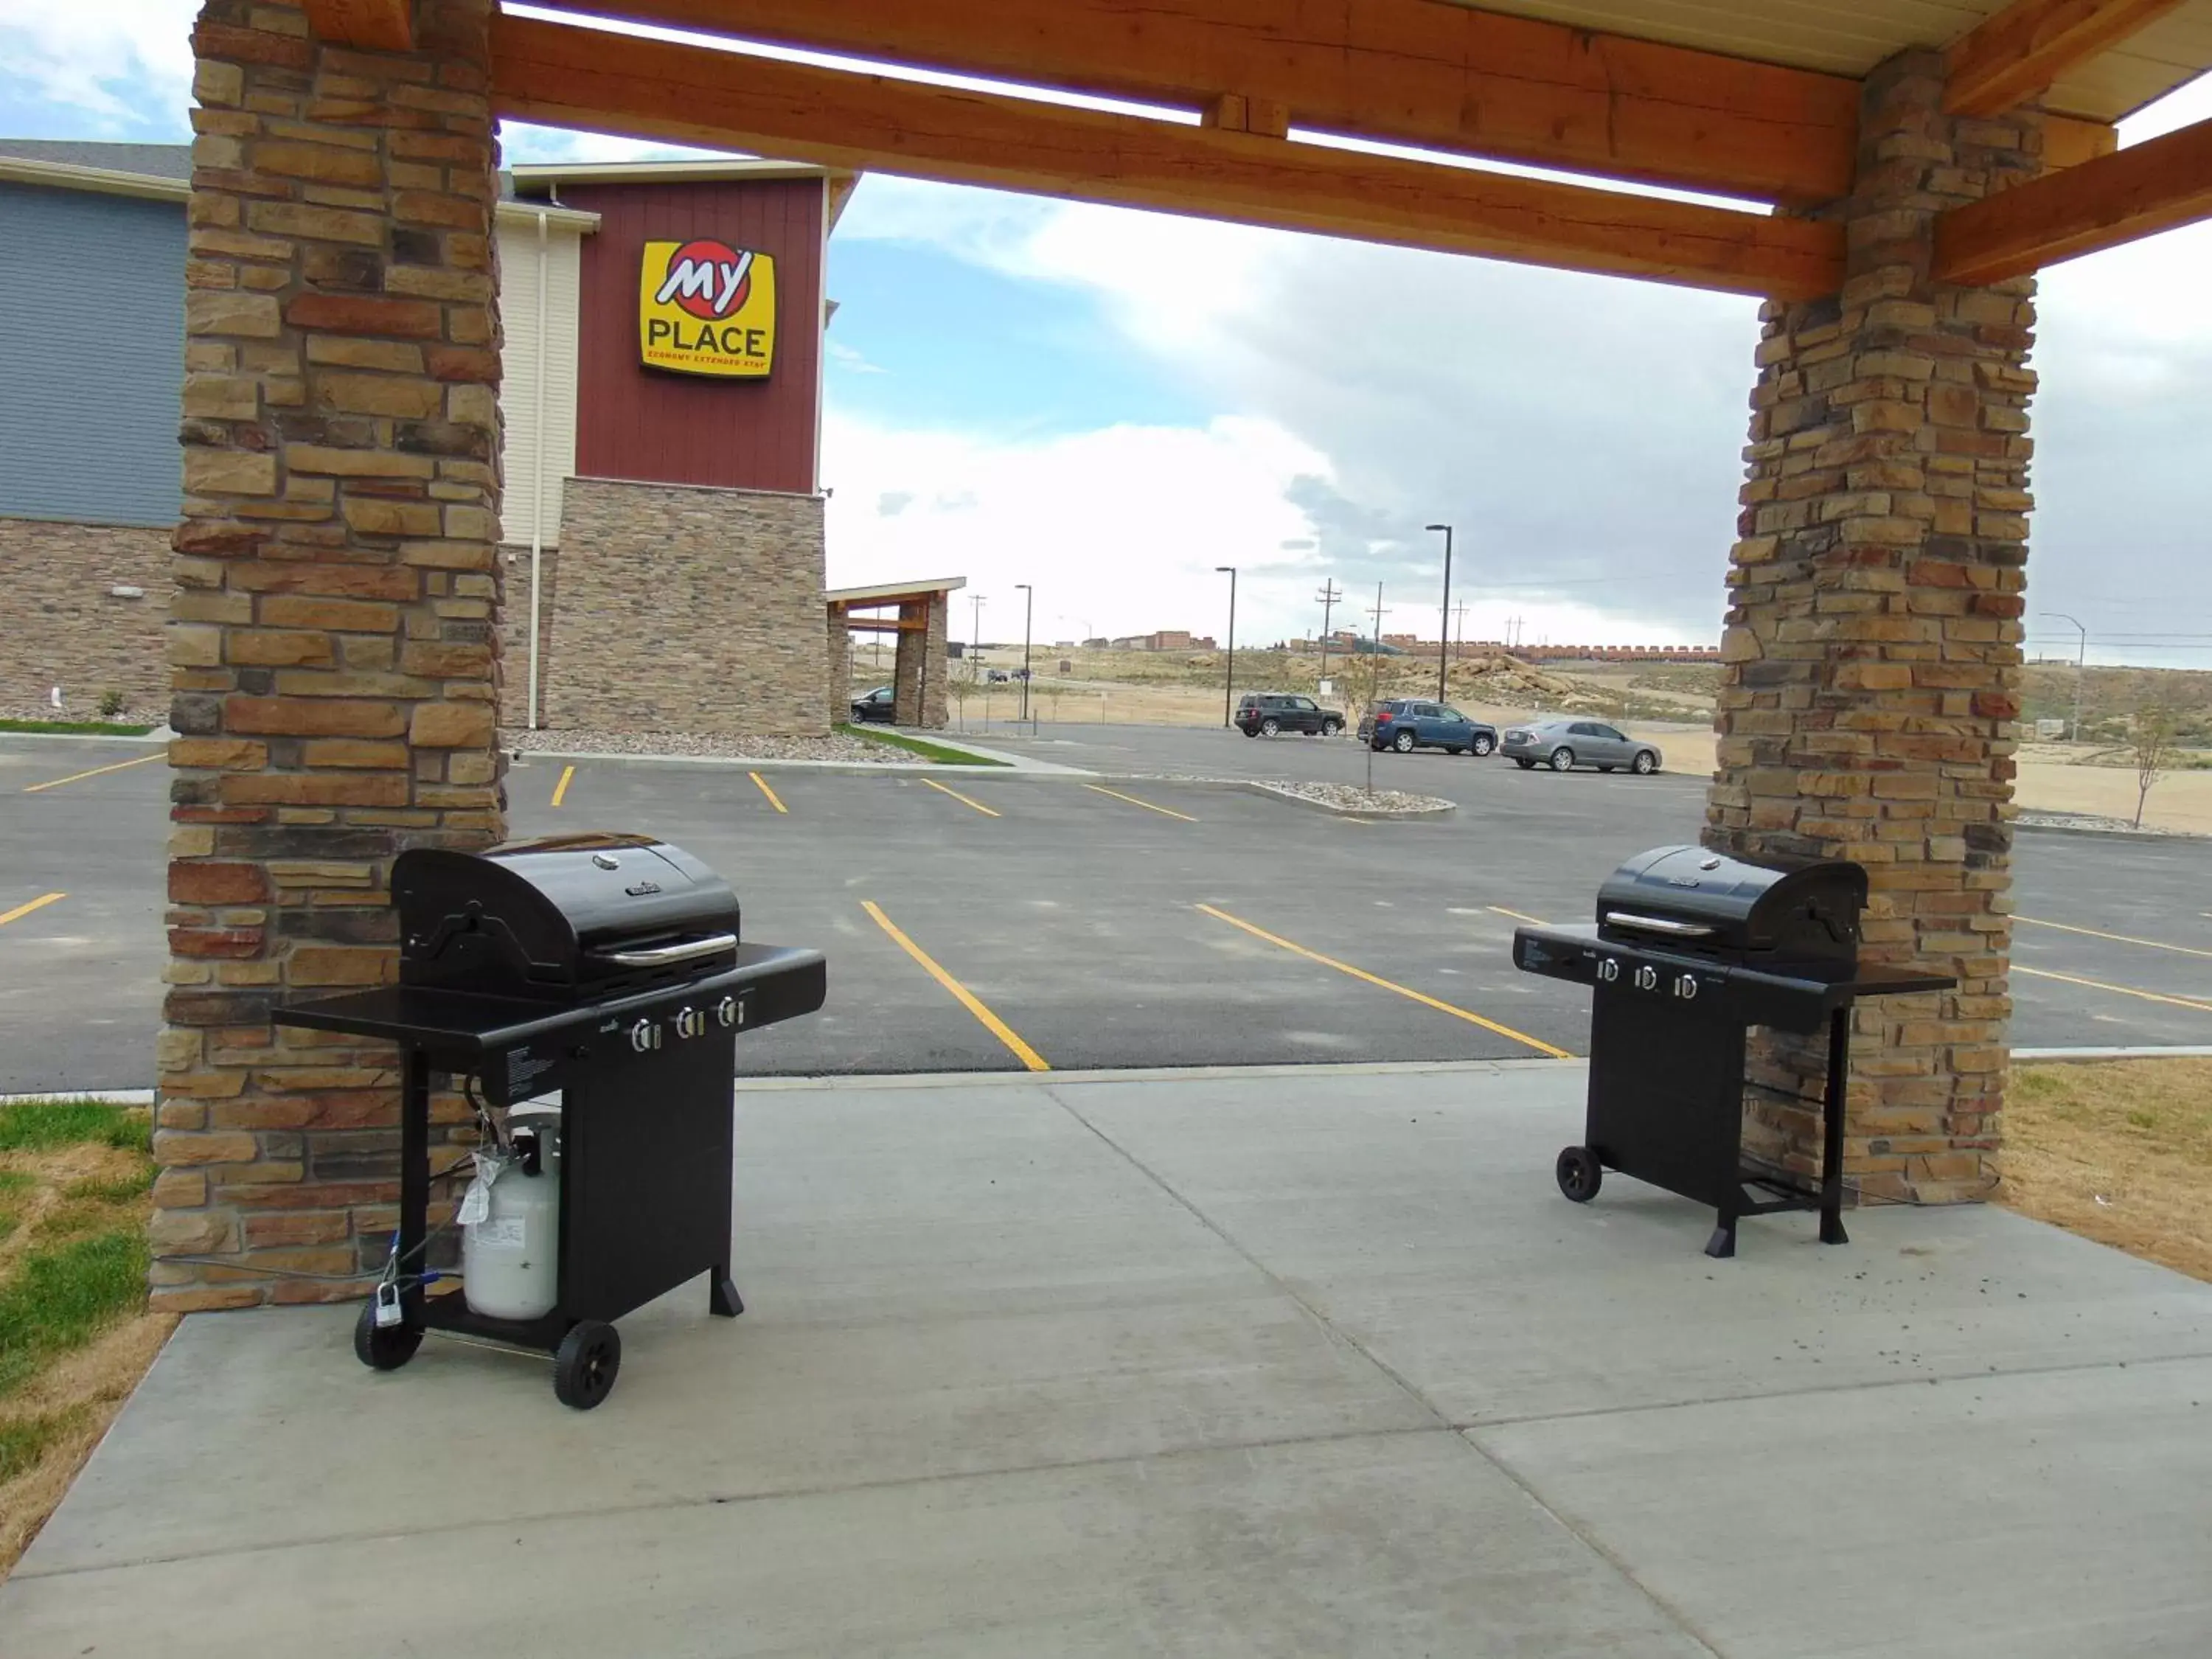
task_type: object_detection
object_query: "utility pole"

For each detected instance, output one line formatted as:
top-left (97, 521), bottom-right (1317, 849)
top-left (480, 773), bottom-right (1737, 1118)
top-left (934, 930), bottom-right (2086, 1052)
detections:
top-left (2042, 611), bottom-right (2087, 742)
top-left (968, 593), bottom-right (987, 685)
top-left (1425, 524), bottom-right (1453, 702)
top-left (1452, 600), bottom-right (1469, 662)
top-left (1364, 582), bottom-right (1388, 796)
top-left (1215, 565), bottom-right (1238, 727)
top-left (1315, 579), bottom-right (1342, 694)
top-left (1015, 582), bottom-right (1034, 725)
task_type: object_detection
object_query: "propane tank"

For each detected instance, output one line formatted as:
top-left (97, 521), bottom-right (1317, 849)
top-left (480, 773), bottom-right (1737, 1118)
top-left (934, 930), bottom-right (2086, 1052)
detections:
top-left (462, 1116), bottom-right (560, 1321)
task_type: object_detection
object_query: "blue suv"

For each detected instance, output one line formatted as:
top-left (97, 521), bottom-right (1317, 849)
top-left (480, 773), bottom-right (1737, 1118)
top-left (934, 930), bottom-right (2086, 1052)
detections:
top-left (1357, 698), bottom-right (1498, 756)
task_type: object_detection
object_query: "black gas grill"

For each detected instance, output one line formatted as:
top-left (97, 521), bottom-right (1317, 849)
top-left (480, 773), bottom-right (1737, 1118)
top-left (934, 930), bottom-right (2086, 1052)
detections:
top-left (1512, 845), bottom-right (1954, 1257)
top-left (274, 832), bottom-right (826, 1407)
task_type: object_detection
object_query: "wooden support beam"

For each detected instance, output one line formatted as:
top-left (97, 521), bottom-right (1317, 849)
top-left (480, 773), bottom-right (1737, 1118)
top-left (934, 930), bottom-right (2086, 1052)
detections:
top-left (492, 16), bottom-right (1843, 300)
top-left (524, 0), bottom-right (1860, 205)
top-left (1934, 114), bottom-right (2212, 282)
top-left (2045, 113), bottom-right (2121, 169)
top-left (1946, 0), bottom-right (2187, 116)
top-left (301, 0), bottom-right (413, 52)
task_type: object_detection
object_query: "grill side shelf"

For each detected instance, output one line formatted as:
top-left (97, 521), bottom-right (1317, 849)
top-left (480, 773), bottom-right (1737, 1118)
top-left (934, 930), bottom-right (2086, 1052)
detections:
top-left (274, 942), bottom-right (827, 1050)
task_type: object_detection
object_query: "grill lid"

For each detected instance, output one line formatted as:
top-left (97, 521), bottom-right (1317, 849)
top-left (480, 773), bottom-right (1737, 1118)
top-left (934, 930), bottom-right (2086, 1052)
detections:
top-left (394, 833), bottom-right (742, 996)
top-left (1595, 844), bottom-right (1865, 960)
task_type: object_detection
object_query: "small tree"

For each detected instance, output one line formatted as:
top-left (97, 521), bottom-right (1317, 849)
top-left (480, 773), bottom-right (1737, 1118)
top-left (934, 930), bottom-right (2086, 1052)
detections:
top-left (2131, 698), bottom-right (2178, 829)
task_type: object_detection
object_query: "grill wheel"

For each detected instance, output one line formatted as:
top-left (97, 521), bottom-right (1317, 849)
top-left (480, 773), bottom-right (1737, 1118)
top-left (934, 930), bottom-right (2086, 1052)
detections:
top-left (1555, 1145), bottom-right (1603, 1203)
top-left (553, 1319), bottom-right (623, 1410)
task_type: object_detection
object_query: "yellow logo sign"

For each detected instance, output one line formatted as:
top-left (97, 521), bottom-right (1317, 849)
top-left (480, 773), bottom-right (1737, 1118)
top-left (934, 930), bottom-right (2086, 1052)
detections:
top-left (638, 238), bottom-right (777, 378)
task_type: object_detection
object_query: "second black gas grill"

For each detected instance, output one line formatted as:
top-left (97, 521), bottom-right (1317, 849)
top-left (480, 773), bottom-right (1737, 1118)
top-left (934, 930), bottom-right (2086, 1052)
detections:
top-left (274, 832), bottom-right (825, 1408)
top-left (1512, 845), bottom-right (1955, 1258)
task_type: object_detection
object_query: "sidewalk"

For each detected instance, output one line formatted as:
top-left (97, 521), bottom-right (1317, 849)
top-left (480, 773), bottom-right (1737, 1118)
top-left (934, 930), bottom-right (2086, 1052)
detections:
top-left (4, 1062), bottom-right (2210, 1655)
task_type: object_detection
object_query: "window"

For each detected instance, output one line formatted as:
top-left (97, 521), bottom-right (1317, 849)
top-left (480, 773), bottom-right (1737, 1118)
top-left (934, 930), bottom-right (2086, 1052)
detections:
top-left (1292, 698), bottom-right (1316, 711)
top-left (1571, 723), bottom-right (1600, 736)
top-left (1599, 725), bottom-right (1627, 741)
top-left (1441, 707), bottom-right (1466, 723)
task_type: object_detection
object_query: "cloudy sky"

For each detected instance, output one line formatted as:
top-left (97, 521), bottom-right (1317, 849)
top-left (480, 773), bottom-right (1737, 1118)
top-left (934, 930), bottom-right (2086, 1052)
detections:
top-left (4, 2), bottom-right (2208, 662)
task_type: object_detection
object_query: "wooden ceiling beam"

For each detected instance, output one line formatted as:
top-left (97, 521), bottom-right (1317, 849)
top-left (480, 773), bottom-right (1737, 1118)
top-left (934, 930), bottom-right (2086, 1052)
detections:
top-left (300, 0), bottom-right (414, 52)
top-left (518, 0), bottom-right (1860, 205)
top-left (1934, 114), bottom-right (2212, 282)
top-left (1946, 0), bottom-right (2188, 117)
top-left (490, 15), bottom-right (1843, 300)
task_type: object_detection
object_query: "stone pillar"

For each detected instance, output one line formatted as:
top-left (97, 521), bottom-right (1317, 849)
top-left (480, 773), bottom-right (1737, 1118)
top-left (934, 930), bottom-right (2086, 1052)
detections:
top-left (827, 602), bottom-right (852, 727)
top-left (918, 597), bottom-right (950, 728)
top-left (157, 0), bottom-right (504, 1310)
top-left (1708, 49), bottom-right (2037, 1205)
top-left (891, 601), bottom-right (925, 725)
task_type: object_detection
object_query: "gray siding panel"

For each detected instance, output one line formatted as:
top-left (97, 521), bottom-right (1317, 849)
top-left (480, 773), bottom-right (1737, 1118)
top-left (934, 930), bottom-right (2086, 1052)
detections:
top-left (0, 183), bottom-right (184, 528)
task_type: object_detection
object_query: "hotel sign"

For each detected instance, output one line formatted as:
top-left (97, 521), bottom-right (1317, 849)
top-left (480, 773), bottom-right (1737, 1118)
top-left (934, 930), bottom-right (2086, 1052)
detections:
top-left (637, 238), bottom-right (777, 378)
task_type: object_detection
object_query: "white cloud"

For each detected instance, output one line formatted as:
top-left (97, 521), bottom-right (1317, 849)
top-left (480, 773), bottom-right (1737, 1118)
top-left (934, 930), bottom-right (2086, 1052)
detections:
top-left (0, 0), bottom-right (195, 125)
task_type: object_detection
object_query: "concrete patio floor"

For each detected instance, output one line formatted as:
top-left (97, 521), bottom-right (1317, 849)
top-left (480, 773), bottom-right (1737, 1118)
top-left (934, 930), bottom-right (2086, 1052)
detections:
top-left (5, 1060), bottom-right (2211, 1656)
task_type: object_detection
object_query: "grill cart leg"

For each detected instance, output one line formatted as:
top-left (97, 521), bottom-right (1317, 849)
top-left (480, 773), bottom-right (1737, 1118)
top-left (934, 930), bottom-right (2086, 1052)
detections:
top-left (396, 1046), bottom-right (430, 1321)
top-left (1819, 1007), bottom-right (1851, 1248)
top-left (710, 1268), bottom-right (743, 1318)
top-left (1705, 1214), bottom-right (1738, 1259)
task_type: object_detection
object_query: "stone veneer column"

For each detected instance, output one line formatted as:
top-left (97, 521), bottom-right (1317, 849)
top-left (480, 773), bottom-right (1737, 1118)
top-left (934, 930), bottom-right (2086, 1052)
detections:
top-left (157, 0), bottom-right (504, 1310)
top-left (1708, 49), bottom-right (2038, 1205)
top-left (918, 597), bottom-right (950, 729)
top-left (891, 600), bottom-right (926, 726)
top-left (827, 603), bottom-right (853, 728)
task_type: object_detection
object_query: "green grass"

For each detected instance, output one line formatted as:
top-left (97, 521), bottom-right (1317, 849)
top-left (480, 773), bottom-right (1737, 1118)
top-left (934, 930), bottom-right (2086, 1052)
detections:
top-left (0, 1406), bottom-right (90, 1484)
top-left (0, 718), bottom-right (158, 737)
top-left (0, 1172), bottom-right (30, 1247)
top-left (61, 1169), bottom-right (155, 1204)
top-left (0, 1101), bottom-right (150, 1155)
top-left (0, 1229), bottom-right (148, 1397)
top-left (838, 723), bottom-right (1009, 766)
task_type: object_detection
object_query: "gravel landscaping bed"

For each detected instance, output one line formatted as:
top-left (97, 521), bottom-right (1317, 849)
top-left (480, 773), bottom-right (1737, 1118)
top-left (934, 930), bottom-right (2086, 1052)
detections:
top-left (1248, 780), bottom-right (1455, 817)
top-left (507, 728), bottom-right (924, 765)
top-left (2016, 808), bottom-right (2202, 837)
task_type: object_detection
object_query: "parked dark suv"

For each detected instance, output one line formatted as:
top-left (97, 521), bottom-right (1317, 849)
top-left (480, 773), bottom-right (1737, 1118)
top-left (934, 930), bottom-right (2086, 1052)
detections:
top-left (849, 684), bottom-right (897, 723)
top-left (1234, 693), bottom-right (1344, 737)
top-left (1357, 698), bottom-right (1498, 755)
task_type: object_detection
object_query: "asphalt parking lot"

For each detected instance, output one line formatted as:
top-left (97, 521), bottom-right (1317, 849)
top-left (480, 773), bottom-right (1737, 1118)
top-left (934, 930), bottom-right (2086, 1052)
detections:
top-left (4, 728), bottom-right (2211, 1093)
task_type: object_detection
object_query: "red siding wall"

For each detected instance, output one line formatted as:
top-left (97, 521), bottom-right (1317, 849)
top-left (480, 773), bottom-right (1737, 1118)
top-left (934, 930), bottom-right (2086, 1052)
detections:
top-left (563, 177), bottom-right (824, 495)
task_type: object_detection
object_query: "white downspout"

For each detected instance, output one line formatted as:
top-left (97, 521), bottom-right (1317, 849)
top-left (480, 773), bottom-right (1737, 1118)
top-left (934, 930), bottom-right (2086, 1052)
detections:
top-left (528, 208), bottom-right (549, 730)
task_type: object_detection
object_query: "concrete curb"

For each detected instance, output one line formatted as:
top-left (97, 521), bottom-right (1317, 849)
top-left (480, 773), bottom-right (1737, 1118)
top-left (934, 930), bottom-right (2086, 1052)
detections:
top-left (736, 1057), bottom-right (1576, 1093)
top-left (0, 1088), bottom-right (156, 1105)
top-left (2012, 1046), bottom-right (2212, 1062)
top-left (2014, 818), bottom-right (2205, 841)
top-left (1242, 781), bottom-right (1455, 820)
top-left (0, 728), bottom-right (169, 745)
top-left (506, 745), bottom-right (1096, 779)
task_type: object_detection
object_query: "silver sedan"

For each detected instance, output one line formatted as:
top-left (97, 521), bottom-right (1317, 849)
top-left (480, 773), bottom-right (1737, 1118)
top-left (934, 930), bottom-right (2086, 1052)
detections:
top-left (1499, 717), bottom-right (1662, 775)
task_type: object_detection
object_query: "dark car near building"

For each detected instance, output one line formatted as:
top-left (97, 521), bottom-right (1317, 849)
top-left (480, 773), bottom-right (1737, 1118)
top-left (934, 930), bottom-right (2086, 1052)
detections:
top-left (850, 685), bottom-right (897, 723)
top-left (1357, 698), bottom-right (1497, 755)
top-left (1234, 692), bottom-right (1345, 737)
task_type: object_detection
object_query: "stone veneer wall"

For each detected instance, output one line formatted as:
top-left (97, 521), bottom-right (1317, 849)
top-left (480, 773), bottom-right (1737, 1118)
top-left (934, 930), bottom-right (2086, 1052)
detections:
top-left (156, 0), bottom-right (506, 1309)
top-left (543, 476), bottom-right (827, 736)
top-left (827, 604), bottom-right (852, 728)
top-left (496, 540), bottom-right (559, 730)
top-left (1707, 49), bottom-right (2037, 1205)
top-left (0, 519), bottom-right (172, 718)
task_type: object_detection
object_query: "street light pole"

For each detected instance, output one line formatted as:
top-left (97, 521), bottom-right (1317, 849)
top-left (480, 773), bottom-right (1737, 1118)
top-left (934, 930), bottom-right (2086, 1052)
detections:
top-left (1015, 583), bottom-right (1034, 725)
top-left (2042, 611), bottom-right (2087, 742)
top-left (1425, 523), bottom-right (1453, 702)
top-left (1215, 565), bottom-right (1237, 728)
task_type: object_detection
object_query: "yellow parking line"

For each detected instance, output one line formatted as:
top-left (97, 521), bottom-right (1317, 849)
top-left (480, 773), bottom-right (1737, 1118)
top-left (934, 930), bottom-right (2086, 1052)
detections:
top-left (1084, 784), bottom-right (1197, 823)
top-left (2015, 965), bottom-right (2212, 1015)
top-left (860, 900), bottom-right (1048, 1071)
top-left (550, 764), bottom-right (575, 808)
top-left (1487, 905), bottom-right (1549, 927)
top-left (21, 752), bottom-right (162, 793)
top-left (750, 771), bottom-right (787, 814)
top-left (920, 776), bottom-right (998, 818)
top-left (1195, 902), bottom-right (1571, 1059)
top-left (0, 892), bottom-right (65, 928)
top-left (2015, 915), bottom-right (2212, 961)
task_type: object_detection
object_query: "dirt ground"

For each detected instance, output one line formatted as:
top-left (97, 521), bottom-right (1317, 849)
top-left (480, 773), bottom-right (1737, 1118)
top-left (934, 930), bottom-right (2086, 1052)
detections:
top-left (2000, 1060), bottom-right (2212, 1284)
top-left (930, 649), bottom-right (2212, 833)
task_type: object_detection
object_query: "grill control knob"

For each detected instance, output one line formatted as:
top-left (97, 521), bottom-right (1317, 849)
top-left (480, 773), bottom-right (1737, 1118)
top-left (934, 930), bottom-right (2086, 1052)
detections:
top-left (1596, 959), bottom-right (1620, 984)
top-left (1674, 974), bottom-right (1699, 1001)
top-left (675, 1006), bottom-right (705, 1040)
top-left (1632, 964), bottom-right (1659, 992)
top-left (715, 995), bottom-right (741, 1029)
top-left (628, 1018), bottom-right (661, 1053)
